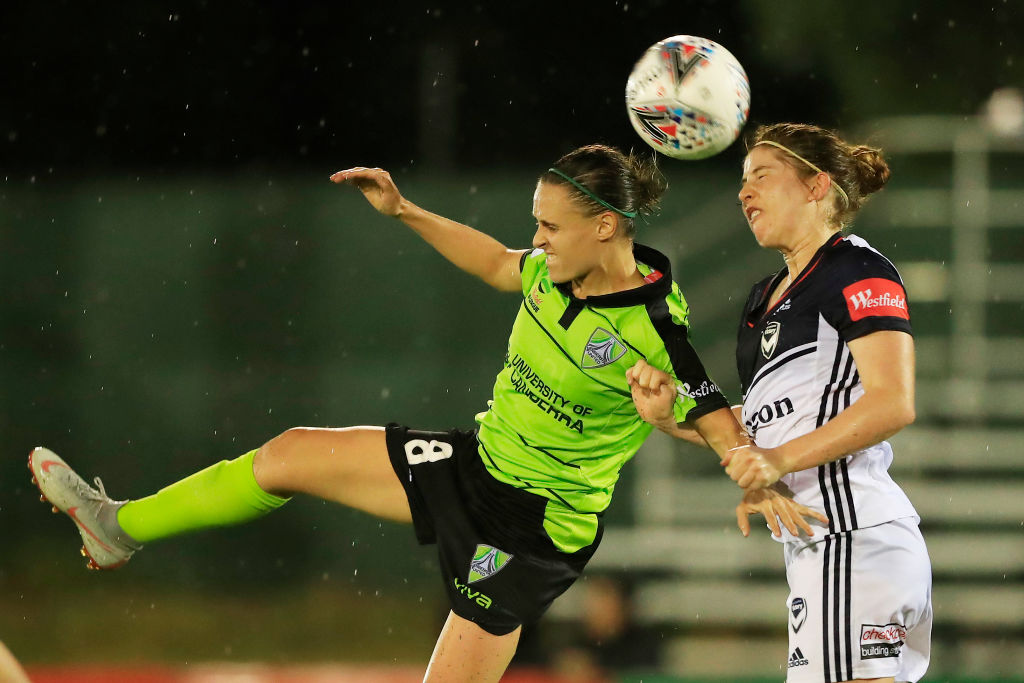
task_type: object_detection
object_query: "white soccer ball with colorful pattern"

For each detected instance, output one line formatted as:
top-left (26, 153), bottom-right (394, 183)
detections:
top-left (625, 35), bottom-right (750, 160)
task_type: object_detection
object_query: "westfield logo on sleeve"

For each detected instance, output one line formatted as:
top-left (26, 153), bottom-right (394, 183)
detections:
top-left (843, 278), bottom-right (909, 321)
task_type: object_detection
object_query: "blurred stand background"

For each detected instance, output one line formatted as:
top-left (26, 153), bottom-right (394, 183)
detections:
top-left (2, 1), bottom-right (1022, 680)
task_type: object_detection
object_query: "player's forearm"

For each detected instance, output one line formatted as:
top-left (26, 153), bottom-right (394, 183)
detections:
top-left (655, 419), bottom-right (709, 447)
top-left (772, 389), bottom-right (914, 474)
top-left (691, 407), bottom-right (749, 459)
top-left (397, 199), bottom-right (520, 291)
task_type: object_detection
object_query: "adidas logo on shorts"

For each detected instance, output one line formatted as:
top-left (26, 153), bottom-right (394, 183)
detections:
top-left (788, 647), bottom-right (809, 668)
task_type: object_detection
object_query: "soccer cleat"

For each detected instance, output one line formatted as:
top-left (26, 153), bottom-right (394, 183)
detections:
top-left (28, 447), bottom-right (142, 570)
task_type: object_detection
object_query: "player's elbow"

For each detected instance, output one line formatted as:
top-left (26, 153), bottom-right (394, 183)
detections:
top-left (864, 386), bottom-right (915, 435)
top-left (895, 402), bottom-right (916, 430)
top-left (886, 395), bottom-right (916, 433)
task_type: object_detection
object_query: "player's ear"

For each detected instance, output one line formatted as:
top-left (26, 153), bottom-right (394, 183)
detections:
top-left (810, 172), bottom-right (832, 201)
top-left (596, 212), bottom-right (618, 241)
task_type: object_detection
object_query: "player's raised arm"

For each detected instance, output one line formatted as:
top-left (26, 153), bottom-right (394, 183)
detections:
top-left (331, 166), bottom-right (526, 292)
top-left (626, 358), bottom-right (827, 535)
top-left (627, 358), bottom-right (738, 452)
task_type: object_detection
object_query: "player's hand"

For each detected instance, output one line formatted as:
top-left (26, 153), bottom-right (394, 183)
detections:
top-left (330, 167), bottom-right (404, 217)
top-left (720, 443), bottom-right (784, 490)
top-left (626, 359), bottom-right (676, 426)
top-left (736, 487), bottom-right (828, 538)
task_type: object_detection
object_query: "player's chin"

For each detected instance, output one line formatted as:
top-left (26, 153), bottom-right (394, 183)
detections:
top-left (547, 265), bottom-right (573, 284)
top-left (748, 225), bottom-right (779, 250)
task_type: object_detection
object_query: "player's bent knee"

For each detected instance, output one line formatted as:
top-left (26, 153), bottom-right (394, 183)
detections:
top-left (252, 427), bottom-right (318, 493)
top-left (254, 426), bottom-right (388, 497)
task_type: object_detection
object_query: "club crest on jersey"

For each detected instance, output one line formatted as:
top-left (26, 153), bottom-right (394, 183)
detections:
top-left (790, 597), bottom-right (807, 633)
top-left (582, 328), bottom-right (627, 369)
top-left (468, 544), bottom-right (513, 583)
top-left (761, 321), bottom-right (781, 359)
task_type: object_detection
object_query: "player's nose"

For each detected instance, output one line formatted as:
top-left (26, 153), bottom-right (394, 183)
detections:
top-left (738, 183), bottom-right (754, 205)
top-left (531, 228), bottom-right (546, 250)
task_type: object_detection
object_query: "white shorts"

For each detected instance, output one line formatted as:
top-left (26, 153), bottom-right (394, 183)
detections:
top-left (784, 516), bottom-right (932, 683)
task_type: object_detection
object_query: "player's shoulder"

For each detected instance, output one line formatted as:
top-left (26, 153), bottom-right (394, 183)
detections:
top-left (521, 247), bottom-right (547, 270)
top-left (520, 248), bottom-right (550, 291)
top-left (827, 233), bottom-right (902, 277)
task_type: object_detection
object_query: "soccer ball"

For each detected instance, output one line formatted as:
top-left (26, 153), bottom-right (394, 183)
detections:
top-left (625, 35), bottom-right (750, 160)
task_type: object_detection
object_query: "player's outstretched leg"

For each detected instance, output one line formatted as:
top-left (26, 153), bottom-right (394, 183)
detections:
top-left (29, 447), bottom-right (142, 570)
top-left (251, 426), bottom-right (411, 522)
top-left (30, 425), bottom-right (409, 570)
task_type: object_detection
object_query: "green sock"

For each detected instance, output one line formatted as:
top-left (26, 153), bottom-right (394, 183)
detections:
top-left (117, 449), bottom-right (289, 543)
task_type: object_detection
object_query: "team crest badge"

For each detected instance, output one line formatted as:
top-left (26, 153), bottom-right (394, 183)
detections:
top-left (761, 321), bottom-right (781, 359)
top-left (468, 544), bottom-right (513, 583)
top-left (582, 328), bottom-right (627, 369)
top-left (790, 597), bottom-right (807, 633)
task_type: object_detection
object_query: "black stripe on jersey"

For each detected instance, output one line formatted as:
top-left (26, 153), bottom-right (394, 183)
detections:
top-left (843, 370), bottom-right (859, 409)
top-left (829, 463), bottom-right (848, 531)
top-left (843, 531), bottom-right (854, 678)
top-left (840, 369), bottom-right (860, 529)
top-left (543, 487), bottom-right (574, 509)
top-left (520, 302), bottom-right (629, 397)
top-left (816, 340), bottom-right (862, 535)
top-left (840, 459), bottom-right (859, 528)
top-left (832, 532), bottom-right (844, 681)
top-left (517, 433), bottom-right (581, 470)
top-left (478, 440), bottom-right (539, 490)
top-left (819, 464), bottom-right (836, 535)
top-left (558, 298), bottom-right (586, 330)
top-left (478, 440), bottom-right (577, 510)
top-left (821, 535), bottom-right (832, 682)
top-left (831, 354), bottom-right (860, 533)
top-left (820, 530), bottom-right (855, 683)
top-left (645, 298), bottom-right (728, 419)
top-left (817, 341), bottom-right (845, 428)
top-left (745, 343), bottom-right (817, 395)
top-left (818, 341), bottom-right (843, 535)
top-left (829, 354), bottom-right (856, 424)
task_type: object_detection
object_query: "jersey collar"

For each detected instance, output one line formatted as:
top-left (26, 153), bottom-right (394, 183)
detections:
top-left (553, 243), bottom-right (673, 308)
top-left (755, 231), bottom-right (845, 318)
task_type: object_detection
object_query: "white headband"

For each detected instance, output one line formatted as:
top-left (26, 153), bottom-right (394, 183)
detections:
top-left (754, 140), bottom-right (850, 207)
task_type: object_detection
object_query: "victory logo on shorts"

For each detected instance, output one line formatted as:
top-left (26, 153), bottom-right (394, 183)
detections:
top-left (468, 544), bottom-right (513, 583)
top-left (790, 596), bottom-right (807, 633)
top-left (582, 328), bottom-right (627, 369)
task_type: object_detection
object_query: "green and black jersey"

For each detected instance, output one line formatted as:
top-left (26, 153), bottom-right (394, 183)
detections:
top-left (475, 243), bottom-right (728, 553)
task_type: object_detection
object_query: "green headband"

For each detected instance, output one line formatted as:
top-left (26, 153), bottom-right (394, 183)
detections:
top-left (546, 168), bottom-right (638, 219)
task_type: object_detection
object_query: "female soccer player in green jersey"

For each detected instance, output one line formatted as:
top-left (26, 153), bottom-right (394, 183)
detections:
top-left (31, 144), bottom-right (824, 682)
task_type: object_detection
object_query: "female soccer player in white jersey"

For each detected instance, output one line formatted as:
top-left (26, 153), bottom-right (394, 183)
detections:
top-left (30, 144), bottom-right (823, 683)
top-left (629, 123), bottom-right (932, 683)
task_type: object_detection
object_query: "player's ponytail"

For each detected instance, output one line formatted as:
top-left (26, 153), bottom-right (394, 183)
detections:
top-left (847, 144), bottom-right (891, 198)
top-left (746, 123), bottom-right (891, 228)
top-left (625, 149), bottom-right (668, 221)
top-left (544, 144), bottom-right (667, 238)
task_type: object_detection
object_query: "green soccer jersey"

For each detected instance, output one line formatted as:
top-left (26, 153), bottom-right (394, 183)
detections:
top-left (475, 243), bottom-right (728, 553)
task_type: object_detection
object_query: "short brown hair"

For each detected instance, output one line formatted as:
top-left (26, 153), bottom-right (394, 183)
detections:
top-left (746, 123), bottom-right (891, 228)
top-left (543, 144), bottom-right (668, 238)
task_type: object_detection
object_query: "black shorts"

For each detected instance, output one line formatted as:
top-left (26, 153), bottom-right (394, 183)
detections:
top-left (385, 423), bottom-right (601, 636)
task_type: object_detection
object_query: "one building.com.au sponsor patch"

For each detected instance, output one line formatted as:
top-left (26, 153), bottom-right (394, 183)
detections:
top-left (860, 623), bottom-right (906, 659)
